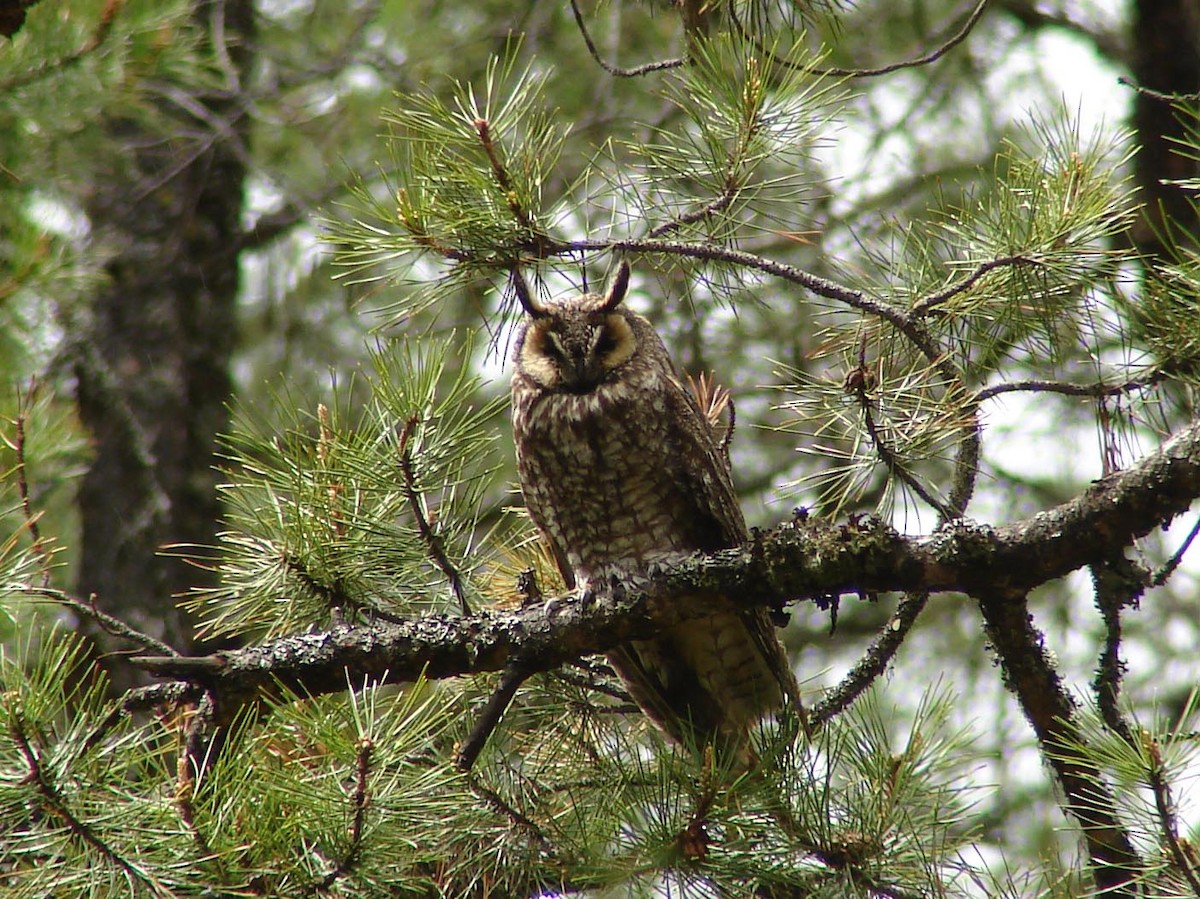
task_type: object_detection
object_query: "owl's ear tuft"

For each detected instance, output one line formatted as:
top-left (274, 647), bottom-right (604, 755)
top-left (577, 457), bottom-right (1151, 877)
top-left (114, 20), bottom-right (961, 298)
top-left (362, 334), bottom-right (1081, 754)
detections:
top-left (600, 260), bottom-right (631, 312)
top-left (511, 268), bottom-right (547, 318)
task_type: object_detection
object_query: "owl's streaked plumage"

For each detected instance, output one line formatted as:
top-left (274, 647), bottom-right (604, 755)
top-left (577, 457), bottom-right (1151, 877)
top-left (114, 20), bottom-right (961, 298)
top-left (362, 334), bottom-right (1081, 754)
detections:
top-left (510, 262), bottom-right (796, 748)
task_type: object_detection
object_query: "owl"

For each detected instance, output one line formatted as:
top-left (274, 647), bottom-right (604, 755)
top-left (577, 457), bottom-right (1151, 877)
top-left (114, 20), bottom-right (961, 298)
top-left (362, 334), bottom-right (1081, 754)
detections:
top-left (510, 261), bottom-right (797, 750)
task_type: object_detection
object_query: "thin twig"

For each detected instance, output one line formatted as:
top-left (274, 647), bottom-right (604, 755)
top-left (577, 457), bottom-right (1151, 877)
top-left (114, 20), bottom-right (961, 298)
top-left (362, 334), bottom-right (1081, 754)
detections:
top-left (1090, 557), bottom-right (1143, 742)
top-left (1147, 739), bottom-right (1200, 896)
top-left (396, 188), bottom-right (473, 261)
top-left (1152, 516), bottom-right (1200, 587)
top-left (589, 238), bottom-right (925, 343)
top-left (179, 690), bottom-right (224, 796)
top-left (809, 593), bottom-right (929, 728)
top-left (9, 378), bottom-right (53, 585)
top-left (567, 0), bottom-right (684, 77)
top-left (81, 682), bottom-right (202, 756)
top-left (467, 773), bottom-right (552, 849)
top-left (457, 235), bottom-right (929, 356)
top-left (474, 117), bottom-right (534, 233)
top-left (311, 736), bottom-right (374, 893)
top-left (731, 0), bottom-right (990, 79)
top-left (857, 389), bottom-right (956, 520)
top-left (455, 663), bottom-right (532, 771)
top-left (646, 189), bottom-right (739, 240)
top-left (175, 708), bottom-right (215, 862)
top-left (397, 416), bottom-right (472, 616)
top-left (1117, 77), bottom-right (1200, 103)
top-left (975, 372), bottom-right (1164, 403)
top-left (557, 660), bottom-right (634, 703)
top-left (944, 400), bottom-right (980, 521)
top-left (15, 585), bottom-right (180, 657)
top-left (910, 254), bottom-right (1038, 316)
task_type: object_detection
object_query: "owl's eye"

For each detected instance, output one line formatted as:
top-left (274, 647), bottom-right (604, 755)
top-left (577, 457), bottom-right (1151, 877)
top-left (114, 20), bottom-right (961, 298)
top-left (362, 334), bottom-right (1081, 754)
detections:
top-left (594, 328), bottom-right (618, 356)
top-left (543, 331), bottom-right (567, 361)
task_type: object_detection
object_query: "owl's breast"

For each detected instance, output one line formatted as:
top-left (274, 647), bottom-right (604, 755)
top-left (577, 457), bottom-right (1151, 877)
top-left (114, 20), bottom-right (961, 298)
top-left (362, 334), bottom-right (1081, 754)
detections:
top-left (513, 373), bottom-right (700, 585)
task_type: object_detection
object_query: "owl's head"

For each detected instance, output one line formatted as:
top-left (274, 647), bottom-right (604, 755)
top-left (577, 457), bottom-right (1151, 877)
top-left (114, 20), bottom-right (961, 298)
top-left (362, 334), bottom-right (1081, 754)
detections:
top-left (512, 262), bottom-right (642, 393)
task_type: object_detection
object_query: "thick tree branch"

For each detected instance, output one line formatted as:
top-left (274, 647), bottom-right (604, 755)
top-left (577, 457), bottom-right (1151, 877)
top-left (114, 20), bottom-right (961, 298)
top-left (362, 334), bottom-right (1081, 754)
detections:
top-left (977, 586), bottom-right (1142, 894)
top-left (130, 418), bottom-right (1200, 711)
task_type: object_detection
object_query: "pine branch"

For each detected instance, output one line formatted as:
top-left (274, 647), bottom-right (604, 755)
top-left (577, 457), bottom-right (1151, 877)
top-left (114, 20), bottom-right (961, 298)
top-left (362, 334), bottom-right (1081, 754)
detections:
top-left (1146, 737), bottom-right (1200, 897)
top-left (130, 418), bottom-right (1200, 714)
top-left (855, 385), bottom-right (955, 520)
top-left (11, 712), bottom-right (171, 896)
top-left (910, 254), bottom-right (1040, 317)
top-left (455, 663), bottom-right (532, 770)
top-left (1117, 77), bottom-right (1200, 104)
top-left (977, 585), bottom-right (1142, 895)
top-left (308, 736), bottom-right (374, 894)
top-left (809, 592), bottom-right (929, 728)
top-left (730, 0), bottom-right (989, 79)
top-left (567, 0), bottom-right (684, 77)
top-left (16, 585), bottom-right (180, 657)
top-left (1090, 555), bottom-right (1147, 744)
top-left (1090, 557), bottom-right (1200, 896)
top-left (975, 372), bottom-right (1166, 402)
top-left (8, 378), bottom-right (52, 586)
top-left (1152, 515), bottom-right (1200, 586)
top-left (398, 415), bottom-right (472, 616)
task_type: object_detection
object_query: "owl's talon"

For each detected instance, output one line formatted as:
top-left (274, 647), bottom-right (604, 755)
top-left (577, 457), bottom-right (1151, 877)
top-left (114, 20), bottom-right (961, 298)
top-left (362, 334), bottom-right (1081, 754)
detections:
top-left (516, 567), bottom-right (542, 607)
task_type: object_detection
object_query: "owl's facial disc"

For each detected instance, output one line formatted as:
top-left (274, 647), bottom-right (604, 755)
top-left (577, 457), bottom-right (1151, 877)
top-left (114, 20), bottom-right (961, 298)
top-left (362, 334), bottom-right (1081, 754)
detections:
top-left (522, 313), bottom-right (636, 392)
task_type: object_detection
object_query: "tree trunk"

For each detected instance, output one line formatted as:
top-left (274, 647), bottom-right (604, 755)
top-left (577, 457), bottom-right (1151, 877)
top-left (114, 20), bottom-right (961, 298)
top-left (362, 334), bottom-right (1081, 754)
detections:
top-left (1130, 0), bottom-right (1200, 255)
top-left (74, 0), bottom-right (253, 686)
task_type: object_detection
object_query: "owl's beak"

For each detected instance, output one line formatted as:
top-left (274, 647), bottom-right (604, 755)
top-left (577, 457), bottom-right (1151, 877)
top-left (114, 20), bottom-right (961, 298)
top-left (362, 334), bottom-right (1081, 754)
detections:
top-left (561, 354), bottom-right (603, 392)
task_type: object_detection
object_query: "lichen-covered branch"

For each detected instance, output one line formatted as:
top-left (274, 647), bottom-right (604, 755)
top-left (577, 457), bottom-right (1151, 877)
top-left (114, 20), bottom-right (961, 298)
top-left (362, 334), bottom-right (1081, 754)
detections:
top-left (130, 417), bottom-right (1200, 713)
top-left (977, 585), bottom-right (1142, 895)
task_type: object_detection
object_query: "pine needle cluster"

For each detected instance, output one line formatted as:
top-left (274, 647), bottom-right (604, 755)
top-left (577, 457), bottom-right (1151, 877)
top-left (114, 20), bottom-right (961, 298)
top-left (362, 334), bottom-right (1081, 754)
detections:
top-left (185, 338), bottom-right (507, 638)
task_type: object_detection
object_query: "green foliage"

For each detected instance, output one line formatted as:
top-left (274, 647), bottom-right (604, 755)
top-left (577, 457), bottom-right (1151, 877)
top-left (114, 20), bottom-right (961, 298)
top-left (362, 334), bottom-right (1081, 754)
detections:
top-left (1134, 248), bottom-right (1200, 384)
top-left (330, 32), bottom-right (848, 319)
top-left (429, 682), bottom-right (982, 897)
top-left (0, 629), bottom-right (176, 897)
top-left (328, 47), bottom-right (571, 318)
top-left (622, 34), bottom-right (845, 242)
top-left (0, 614), bottom-right (986, 897)
top-left (772, 116), bottom-right (1148, 518)
top-left (186, 336), bottom-right (507, 638)
top-left (0, 627), bottom-right (467, 897)
top-left (1046, 690), bottom-right (1200, 892)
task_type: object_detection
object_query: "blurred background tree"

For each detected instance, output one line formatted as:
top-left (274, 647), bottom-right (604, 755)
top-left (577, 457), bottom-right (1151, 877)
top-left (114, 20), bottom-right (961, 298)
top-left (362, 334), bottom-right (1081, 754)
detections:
top-left (1, 0), bottom-right (1198, 896)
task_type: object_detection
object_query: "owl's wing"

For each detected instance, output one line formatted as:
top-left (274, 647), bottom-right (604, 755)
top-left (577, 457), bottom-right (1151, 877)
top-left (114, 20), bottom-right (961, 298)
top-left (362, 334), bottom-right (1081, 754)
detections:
top-left (521, 504), bottom-right (576, 591)
top-left (662, 372), bottom-right (804, 719)
top-left (663, 371), bottom-right (748, 548)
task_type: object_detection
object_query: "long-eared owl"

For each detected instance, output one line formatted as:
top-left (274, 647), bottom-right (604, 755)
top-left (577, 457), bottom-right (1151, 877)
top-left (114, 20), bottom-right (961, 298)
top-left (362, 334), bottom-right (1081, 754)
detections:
top-left (510, 261), bottom-right (796, 748)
